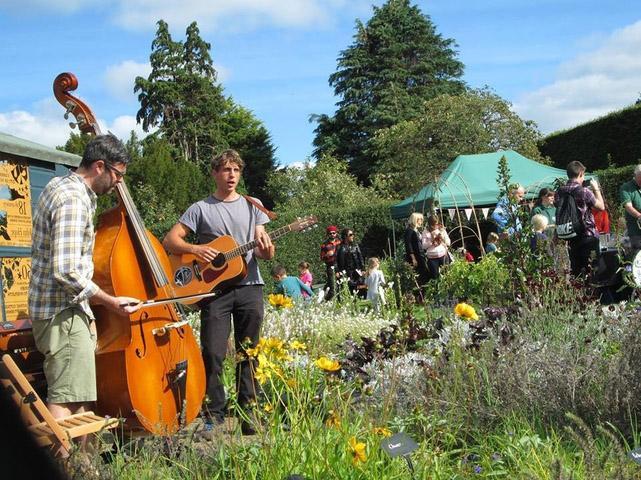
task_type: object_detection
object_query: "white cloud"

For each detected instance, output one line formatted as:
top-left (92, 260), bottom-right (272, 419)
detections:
top-left (104, 60), bottom-right (152, 102)
top-left (0, 0), bottom-right (374, 32)
top-left (0, 109), bottom-right (73, 148)
top-left (515, 20), bottom-right (641, 134)
top-left (0, 98), bottom-right (151, 149)
top-left (113, 0), bottom-right (330, 32)
top-left (106, 115), bottom-right (151, 140)
top-left (0, 0), bottom-right (100, 14)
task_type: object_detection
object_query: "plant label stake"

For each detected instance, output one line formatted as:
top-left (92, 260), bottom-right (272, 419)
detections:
top-left (628, 447), bottom-right (641, 465)
top-left (381, 432), bottom-right (419, 479)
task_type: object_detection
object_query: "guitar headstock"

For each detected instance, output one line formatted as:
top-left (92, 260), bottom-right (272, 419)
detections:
top-left (291, 215), bottom-right (318, 232)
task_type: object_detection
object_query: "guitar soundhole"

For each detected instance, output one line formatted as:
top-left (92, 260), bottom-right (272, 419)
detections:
top-left (174, 266), bottom-right (193, 286)
top-left (211, 253), bottom-right (226, 269)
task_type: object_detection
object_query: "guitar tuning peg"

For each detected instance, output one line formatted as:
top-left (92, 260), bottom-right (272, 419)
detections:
top-left (69, 122), bottom-right (77, 129)
top-left (64, 112), bottom-right (69, 120)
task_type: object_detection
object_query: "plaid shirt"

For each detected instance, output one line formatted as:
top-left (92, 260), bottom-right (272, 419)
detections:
top-left (28, 172), bottom-right (100, 322)
top-left (320, 237), bottom-right (341, 265)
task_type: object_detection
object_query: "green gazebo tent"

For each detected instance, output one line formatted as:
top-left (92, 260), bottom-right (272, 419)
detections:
top-left (391, 150), bottom-right (574, 219)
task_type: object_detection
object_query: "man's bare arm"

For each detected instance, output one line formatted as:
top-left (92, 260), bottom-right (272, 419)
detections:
top-left (163, 222), bottom-right (218, 262)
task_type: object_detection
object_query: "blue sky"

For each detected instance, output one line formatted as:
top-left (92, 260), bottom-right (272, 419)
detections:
top-left (1, 0), bottom-right (641, 167)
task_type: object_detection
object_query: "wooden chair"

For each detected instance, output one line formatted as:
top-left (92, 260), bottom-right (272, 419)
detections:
top-left (0, 353), bottom-right (119, 457)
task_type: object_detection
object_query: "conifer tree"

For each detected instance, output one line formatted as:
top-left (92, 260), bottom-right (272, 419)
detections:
top-left (312, 0), bottom-right (465, 183)
top-left (135, 20), bottom-right (227, 165)
top-left (134, 20), bottom-right (277, 204)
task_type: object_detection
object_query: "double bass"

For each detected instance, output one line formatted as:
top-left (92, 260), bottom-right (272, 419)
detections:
top-left (53, 72), bottom-right (205, 435)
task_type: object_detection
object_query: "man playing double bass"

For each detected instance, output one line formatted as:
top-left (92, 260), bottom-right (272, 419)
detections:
top-left (29, 134), bottom-right (141, 423)
top-left (163, 149), bottom-right (274, 436)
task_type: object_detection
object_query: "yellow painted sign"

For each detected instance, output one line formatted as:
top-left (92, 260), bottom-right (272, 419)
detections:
top-left (1, 257), bottom-right (31, 323)
top-left (0, 159), bottom-right (32, 247)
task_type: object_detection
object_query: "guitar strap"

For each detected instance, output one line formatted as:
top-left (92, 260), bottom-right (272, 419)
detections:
top-left (243, 195), bottom-right (278, 221)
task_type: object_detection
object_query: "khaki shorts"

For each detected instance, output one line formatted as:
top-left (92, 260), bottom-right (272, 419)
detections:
top-left (32, 307), bottom-right (97, 404)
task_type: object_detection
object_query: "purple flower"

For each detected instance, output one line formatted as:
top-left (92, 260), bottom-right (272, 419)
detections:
top-left (474, 465), bottom-right (482, 474)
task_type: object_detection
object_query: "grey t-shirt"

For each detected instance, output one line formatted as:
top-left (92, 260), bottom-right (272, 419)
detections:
top-left (179, 195), bottom-right (270, 285)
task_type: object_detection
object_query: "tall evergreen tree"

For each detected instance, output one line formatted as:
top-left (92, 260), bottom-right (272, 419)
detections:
top-left (134, 20), bottom-right (277, 205)
top-left (312, 0), bottom-right (465, 183)
top-left (135, 20), bottom-right (227, 165)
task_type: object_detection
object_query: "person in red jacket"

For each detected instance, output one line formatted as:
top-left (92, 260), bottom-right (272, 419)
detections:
top-left (592, 207), bottom-right (610, 234)
top-left (320, 225), bottom-right (341, 300)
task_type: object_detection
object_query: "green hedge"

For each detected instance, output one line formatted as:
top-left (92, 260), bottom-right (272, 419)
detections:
top-left (593, 164), bottom-right (635, 224)
top-left (540, 104), bottom-right (641, 172)
top-left (261, 199), bottom-right (402, 292)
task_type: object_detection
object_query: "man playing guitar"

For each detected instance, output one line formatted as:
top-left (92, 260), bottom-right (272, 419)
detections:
top-left (162, 149), bottom-right (274, 436)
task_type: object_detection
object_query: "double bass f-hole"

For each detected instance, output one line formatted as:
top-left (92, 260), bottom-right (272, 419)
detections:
top-left (135, 311), bottom-right (149, 358)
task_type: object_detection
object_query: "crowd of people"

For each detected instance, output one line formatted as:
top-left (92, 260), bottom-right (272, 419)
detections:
top-left (276, 225), bottom-right (385, 308)
top-left (402, 160), bottom-right (641, 291)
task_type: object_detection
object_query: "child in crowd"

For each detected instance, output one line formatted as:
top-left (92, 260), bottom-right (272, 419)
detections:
top-left (457, 247), bottom-right (474, 262)
top-left (298, 261), bottom-right (313, 298)
top-left (365, 257), bottom-right (386, 313)
top-left (530, 214), bottom-right (551, 256)
top-left (485, 232), bottom-right (499, 254)
top-left (272, 265), bottom-right (313, 300)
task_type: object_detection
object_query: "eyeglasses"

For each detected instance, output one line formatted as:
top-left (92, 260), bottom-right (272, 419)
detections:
top-left (347, 233), bottom-right (354, 237)
top-left (104, 163), bottom-right (126, 179)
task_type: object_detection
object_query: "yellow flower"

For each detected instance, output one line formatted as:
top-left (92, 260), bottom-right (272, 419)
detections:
top-left (257, 353), bottom-right (273, 368)
top-left (268, 294), bottom-right (293, 309)
top-left (289, 340), bottom-right (307, 351)
top-left (372, 427), bottom-right (392, 437)
top-left (254, 365), bottom-right (271, 384)
top-left (245, 346), bottom-right (259, 357)
top-left (454, 302), bottom-right (479, 320)
top-left (263, 403), bottom-right (274, 413)
top-left (315, 356), bottom-right (340, 372)
top-left (285, 377), bottom-right (297, 389)
top-left (325, 410), bottom-right (341, 428)
top-left (258, 337), bottom-right (291, 362)
top-left (348, 436), bottom-right (367, 465)
top-left (260, 337), bottom-right (284, 352)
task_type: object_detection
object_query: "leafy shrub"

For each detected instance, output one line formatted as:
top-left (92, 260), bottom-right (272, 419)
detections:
top-left (425, 254), bottom-right (511, 306)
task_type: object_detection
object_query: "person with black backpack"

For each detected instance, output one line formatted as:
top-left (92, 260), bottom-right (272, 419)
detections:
top-left (554, 160), bottom-right (605, 277)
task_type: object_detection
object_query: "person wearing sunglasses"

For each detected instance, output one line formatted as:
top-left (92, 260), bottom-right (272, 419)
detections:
top-left (336, 228), bottom-right (365, 296)
top-left (320, 225), bottom-right (341, 301)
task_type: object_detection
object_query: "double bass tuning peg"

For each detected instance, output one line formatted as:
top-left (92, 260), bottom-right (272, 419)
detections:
top-left (69, 122), bottom-right (77, 129)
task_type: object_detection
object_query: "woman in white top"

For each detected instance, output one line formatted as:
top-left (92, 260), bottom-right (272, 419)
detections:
top-left (365, 257), bottom-right (386, 313)
top-left (421, 215), bottom-right (451, 280)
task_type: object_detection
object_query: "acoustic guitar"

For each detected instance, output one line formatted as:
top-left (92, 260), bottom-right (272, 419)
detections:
top-left (168, 215), bottom-right (317, 303)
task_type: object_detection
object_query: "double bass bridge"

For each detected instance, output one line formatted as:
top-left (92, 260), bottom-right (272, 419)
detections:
top-left (152, 319), bottom-right (189, 337)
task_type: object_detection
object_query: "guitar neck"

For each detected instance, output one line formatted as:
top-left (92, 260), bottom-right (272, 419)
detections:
top-left (224, 224), bottom-right (294, 261)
